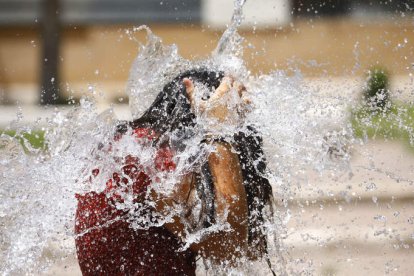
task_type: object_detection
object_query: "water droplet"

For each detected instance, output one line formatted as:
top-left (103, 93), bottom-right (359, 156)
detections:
top-left (365, 182), bottom-right (377, 191)
top-left (374, 215), bottom-right (386, 222)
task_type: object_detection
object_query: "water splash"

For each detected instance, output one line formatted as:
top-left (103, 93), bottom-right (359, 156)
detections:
top-left (213, 0), bottom-right (247, 57)
top-left (1, 21), bottom-right (342, 276)
top-left (0, 99), bottom-right (116, 274)
top-left (2, 1), bottom-right (412, 275)
top-left (126, 25), bottom-right (190, 119)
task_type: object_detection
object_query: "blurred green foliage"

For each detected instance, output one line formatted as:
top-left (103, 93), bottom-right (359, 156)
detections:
top-left (363, 67), bottom-right (390, 109)
top-left (351, 103), bottom-right (414, 149)
top-left (1, 130), bottom-right (46, 150)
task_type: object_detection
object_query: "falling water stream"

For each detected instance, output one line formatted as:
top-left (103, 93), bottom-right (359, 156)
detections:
top-left (1, 0), bottom-right (414, 275)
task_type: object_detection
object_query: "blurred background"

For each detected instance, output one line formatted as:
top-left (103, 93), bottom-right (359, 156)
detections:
top-left (1, 0), bottom-right (414, 106)
top-left (1, 1), bottom-right (414, 275)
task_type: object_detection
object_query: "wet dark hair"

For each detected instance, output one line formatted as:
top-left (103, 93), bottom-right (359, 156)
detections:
top-left (234, 126), bottom-right (273, 259)
top-left (117, 69), bottom-right (273, 260)
top-left (117, 70), bottom-right (224, 135)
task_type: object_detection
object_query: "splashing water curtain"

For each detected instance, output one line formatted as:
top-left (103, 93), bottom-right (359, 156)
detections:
top-left (1, 0), bottom-right (414, 275)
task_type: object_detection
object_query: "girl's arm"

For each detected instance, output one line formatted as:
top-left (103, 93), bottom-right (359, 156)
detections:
top-left (155, 77), bottom-right (250, 263)
top-left (154, 140), bottom-right (248, 263)
top-left (195, 140), bottom-right (248, 261)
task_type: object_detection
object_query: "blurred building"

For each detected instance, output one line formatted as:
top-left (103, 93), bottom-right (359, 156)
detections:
top-left (292, 0), bottom-right (414, 17)
top-left (2, 0), bottom-right (412, 25)
top-left (202, 0), bottom-right (291, 28)
top-left (0, 0), bottom-right (201, 25)
top-left (0, 0), bottom-right (414, 104)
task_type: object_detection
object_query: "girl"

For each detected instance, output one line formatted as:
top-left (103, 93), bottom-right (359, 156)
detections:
top-left (74, 70), bottom-right (273, 275)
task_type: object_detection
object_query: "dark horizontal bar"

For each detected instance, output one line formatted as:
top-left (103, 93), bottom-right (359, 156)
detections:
top-left (0, 0), bottom-right (201, 25)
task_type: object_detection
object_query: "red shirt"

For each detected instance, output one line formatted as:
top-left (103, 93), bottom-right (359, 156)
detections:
top-left (74, 128), bottom-right (196, 275)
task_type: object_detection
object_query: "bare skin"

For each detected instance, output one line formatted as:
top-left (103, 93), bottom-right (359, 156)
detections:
top-left (152, 76), bottom-right (250, 264)
top-left (200, 141), bottom-right (248, 261)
